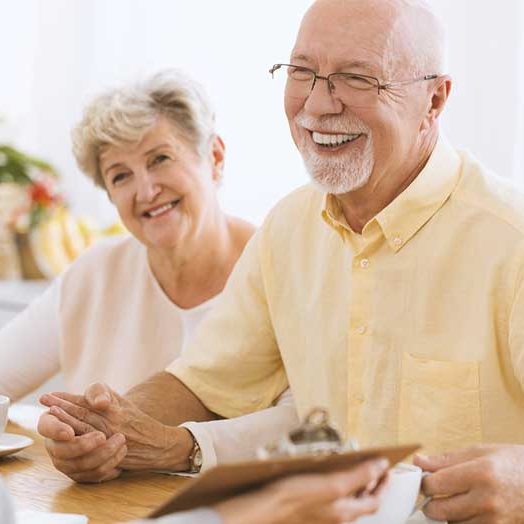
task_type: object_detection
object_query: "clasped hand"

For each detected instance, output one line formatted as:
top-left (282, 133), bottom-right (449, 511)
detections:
top-left (38, 382), bottom-right (190, 483)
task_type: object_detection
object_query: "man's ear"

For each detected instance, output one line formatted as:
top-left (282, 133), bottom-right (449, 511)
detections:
top-left (210, 135), bottom-right (226, 183)
top-left (421, 75), bottom-right (452, 131)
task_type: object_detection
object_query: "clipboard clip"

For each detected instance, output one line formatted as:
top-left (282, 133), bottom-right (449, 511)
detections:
top-left (257, 408), bottom-right (360, 459)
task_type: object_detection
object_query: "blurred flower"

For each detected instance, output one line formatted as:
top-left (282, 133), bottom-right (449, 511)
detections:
top-left (0, 143), bottom-right (64, 232)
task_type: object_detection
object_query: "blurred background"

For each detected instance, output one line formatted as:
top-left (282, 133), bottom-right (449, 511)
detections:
top-left (0, 0), bottom-right (523, 275)
top-left (0, 0), bottom-right (522, 400)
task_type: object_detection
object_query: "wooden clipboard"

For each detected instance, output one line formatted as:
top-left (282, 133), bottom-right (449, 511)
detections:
top-left (149, 443), bottom-right (420, 517)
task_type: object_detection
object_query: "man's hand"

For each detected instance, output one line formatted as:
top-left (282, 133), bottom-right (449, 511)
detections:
top-left (414, 444), bottom-right (524, 523)
top-left (215, 459), bottom-right (389, 524)
top-left (39, 382), bottom-right (194, 477)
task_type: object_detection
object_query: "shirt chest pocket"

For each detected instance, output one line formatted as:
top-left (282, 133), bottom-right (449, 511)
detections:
top-left (398, 352), bottom-right (482, 455)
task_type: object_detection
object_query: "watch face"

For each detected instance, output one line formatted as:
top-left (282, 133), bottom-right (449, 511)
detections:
top-left (194, 448), bottom-right (203, 468)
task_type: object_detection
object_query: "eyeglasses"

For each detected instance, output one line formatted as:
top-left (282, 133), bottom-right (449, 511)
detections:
top-left (269, 63), bottom-right (439, 108)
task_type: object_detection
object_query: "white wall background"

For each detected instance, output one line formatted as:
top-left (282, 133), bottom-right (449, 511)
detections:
top-left (1, 0), bottom-right (523, 226)
top-left (429, 0), bottom-right (524, 181)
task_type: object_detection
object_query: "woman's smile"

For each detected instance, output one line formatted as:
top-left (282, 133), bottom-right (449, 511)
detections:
top-left (141, 198), bottom-right (182, 220)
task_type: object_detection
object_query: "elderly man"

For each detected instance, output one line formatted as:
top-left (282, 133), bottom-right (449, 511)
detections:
top-left (40, 0), bottom-right (524, 522)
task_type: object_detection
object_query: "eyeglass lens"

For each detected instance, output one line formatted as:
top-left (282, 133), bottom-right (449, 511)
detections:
top-left (271, 65), bottom-right (380, 109)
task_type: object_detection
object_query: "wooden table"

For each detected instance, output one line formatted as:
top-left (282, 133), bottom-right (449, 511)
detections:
top-left (1, 422), bottom-right (189, 523)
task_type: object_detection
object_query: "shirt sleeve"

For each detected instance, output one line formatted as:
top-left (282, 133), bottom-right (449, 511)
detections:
top-left (166, 227), bottom-right (288, 418)
top-left (179, 388), bottom-right (299, 473)
top-left (0, 278), bottom-right (61, 400)
top-left (0, 479), bottom-right (16, 524)
top-left (134, 508), bottom-right (222, 524)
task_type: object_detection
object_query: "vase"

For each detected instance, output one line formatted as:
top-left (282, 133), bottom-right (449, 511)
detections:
top-left (14, 232), bottom-right (45, 280)
top-left (0, 183), bottom-right (27, 279)
top-left (0, 228), bottom-right (21, 279)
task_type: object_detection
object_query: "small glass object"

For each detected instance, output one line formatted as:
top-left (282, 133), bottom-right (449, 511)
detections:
top-left (257, 408), bottom-right (359, 459)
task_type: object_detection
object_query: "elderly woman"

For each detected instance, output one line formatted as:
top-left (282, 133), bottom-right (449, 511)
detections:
top-left (0, 70), bottom-right (297, 476)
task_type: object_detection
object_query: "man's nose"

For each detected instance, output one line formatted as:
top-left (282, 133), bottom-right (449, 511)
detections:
top-left (136, 172), bottom-right (162, 203)
top-left (304, 76), bottom-right (343, 117)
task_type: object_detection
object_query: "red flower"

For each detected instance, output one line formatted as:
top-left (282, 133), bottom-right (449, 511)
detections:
top-left (29, 181), bottom-right (57, 206)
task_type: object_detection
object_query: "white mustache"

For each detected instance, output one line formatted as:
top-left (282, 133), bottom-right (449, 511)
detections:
top-left (294, 112), bottom-right (370, 135)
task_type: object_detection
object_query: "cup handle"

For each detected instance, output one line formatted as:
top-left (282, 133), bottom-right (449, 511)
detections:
top-left (410, 471), bottom-right (432, 516)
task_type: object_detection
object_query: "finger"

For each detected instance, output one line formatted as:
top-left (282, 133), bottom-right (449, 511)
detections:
top-left (40, 391), bottom-right (89, 409)
top-left (414, 446), bottom-right (492, 472)
top-left (330, 459), bottom-right (390, 497)
top-left (71, 467), bottom-right (122, 484)
top-left (422, 460), bottom-right (479, 497)
top-left (49, 405), bottom-right (96, 436)
top-left (454, 517), bottom-right (494, 524)
top-left (424, 492), bottom-right (476, 522)
top-left (53, 434), bottom-right (126, 476)
top-left (84, 383), bottom-right (114, 410)
top-left (67, 439), bottom-right (128, 484)
top-left (369, 471), bottom-right (390, 497)
top-left (45, 431), bottom-right (107, 460)
top-left (356, 470), bottom-right (389, 498)
top-left (40, 393), bottom-right (106, 432)
top-left (331, 495), bottom-right (381, 521)
top-left (37, 412), bottom-right (75, 441)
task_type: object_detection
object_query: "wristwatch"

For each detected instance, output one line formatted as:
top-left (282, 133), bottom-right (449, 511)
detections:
top-left (186, 430), bottom-right (203, 474)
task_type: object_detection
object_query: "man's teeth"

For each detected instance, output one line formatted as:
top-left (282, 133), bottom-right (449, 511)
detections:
top-left (147, 201), bottom-right (178, 218)
top-left (312, 132), bottom-right (361, 146)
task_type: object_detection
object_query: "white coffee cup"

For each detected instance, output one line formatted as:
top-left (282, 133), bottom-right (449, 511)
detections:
top-left (355, 463), bottom-right (422, 524)
top-left (0, 395), bottom-right (10, 434)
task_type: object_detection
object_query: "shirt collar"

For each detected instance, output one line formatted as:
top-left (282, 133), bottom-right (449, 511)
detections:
top-left (322, 135), bottom-right (462, 252)
top-left (322, 193), bottom-right (346, 238)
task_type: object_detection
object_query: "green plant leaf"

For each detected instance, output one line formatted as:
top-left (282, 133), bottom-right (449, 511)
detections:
top-left (0, 144), bottom-right (59, 184)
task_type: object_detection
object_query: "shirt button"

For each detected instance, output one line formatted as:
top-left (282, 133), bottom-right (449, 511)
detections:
top-left (393, 237), bottom-right (402, 247)
top-left (356, 325), bottom-right (367, 335)
top-left (360, 258), bottom-right (370, 269)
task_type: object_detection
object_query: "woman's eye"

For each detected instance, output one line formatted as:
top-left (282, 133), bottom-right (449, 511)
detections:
top-left (111, 172), bottom-right (128, 185)
top-left (152, 154), bottom-right (169, 165)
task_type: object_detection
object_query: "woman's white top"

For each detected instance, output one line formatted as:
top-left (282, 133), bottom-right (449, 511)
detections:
top-left (0, 236), bottom-right (298, 471)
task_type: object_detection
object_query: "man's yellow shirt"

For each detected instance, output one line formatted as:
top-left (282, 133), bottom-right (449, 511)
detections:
top-left (168, 137), bottom-right (524, 455)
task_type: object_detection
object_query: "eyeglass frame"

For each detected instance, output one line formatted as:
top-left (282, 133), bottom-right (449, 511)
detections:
top-left (269, 63), bottom-right (439, 96)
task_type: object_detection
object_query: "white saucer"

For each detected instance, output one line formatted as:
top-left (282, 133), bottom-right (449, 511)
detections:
top-left (407, 510), bottom-right (447, 524)
top-left (0, 432), bottom-right (34, 458)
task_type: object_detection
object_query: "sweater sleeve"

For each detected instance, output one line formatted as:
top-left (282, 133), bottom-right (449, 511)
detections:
top-left (0, 278), bottom-right (61, 400)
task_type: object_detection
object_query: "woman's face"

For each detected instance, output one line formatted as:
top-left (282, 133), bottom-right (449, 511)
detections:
top-left (99, 116), bottom-right (224, 251)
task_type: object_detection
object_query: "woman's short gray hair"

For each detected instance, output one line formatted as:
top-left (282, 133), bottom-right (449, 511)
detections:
top-left (72, 70), bottom-right (216, 187)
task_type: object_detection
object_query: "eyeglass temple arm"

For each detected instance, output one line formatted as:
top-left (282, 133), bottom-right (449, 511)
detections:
top-left (269, 64), bottom-right (283, 77)
top-left (380, 74), bottom-right (439, 91)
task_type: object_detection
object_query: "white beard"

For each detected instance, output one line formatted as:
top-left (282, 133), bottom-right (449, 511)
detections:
top-left (294, 113), bottom-right (375, 194)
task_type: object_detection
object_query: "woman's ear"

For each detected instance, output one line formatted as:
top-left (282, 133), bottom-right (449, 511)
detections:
top-left (210, 135), bottom-right (226, 183)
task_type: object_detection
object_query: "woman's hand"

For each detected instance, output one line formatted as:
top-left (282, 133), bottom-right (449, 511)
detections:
top-left (39, 382), bottom-right (193, 477)
top-left (215, 458), bottom-right (389, 524)
top-left (37, 410), bottom-right (127, 483)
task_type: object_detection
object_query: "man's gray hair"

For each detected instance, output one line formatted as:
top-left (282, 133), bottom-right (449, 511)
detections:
top-left (72, 70), bottom-right (216, 187)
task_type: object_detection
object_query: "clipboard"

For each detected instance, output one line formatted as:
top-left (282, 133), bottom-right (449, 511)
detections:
top-left (149, 443), bottom-right (420, 517)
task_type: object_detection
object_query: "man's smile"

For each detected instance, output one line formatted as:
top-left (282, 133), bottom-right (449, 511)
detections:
top-left (311, 131), bottom-right (363, 147)
top-left (307, 130), bottom-right (365, 152)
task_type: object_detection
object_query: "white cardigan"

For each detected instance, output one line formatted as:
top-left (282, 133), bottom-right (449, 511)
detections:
top-left (0, 236), bottom-right (298, 471)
